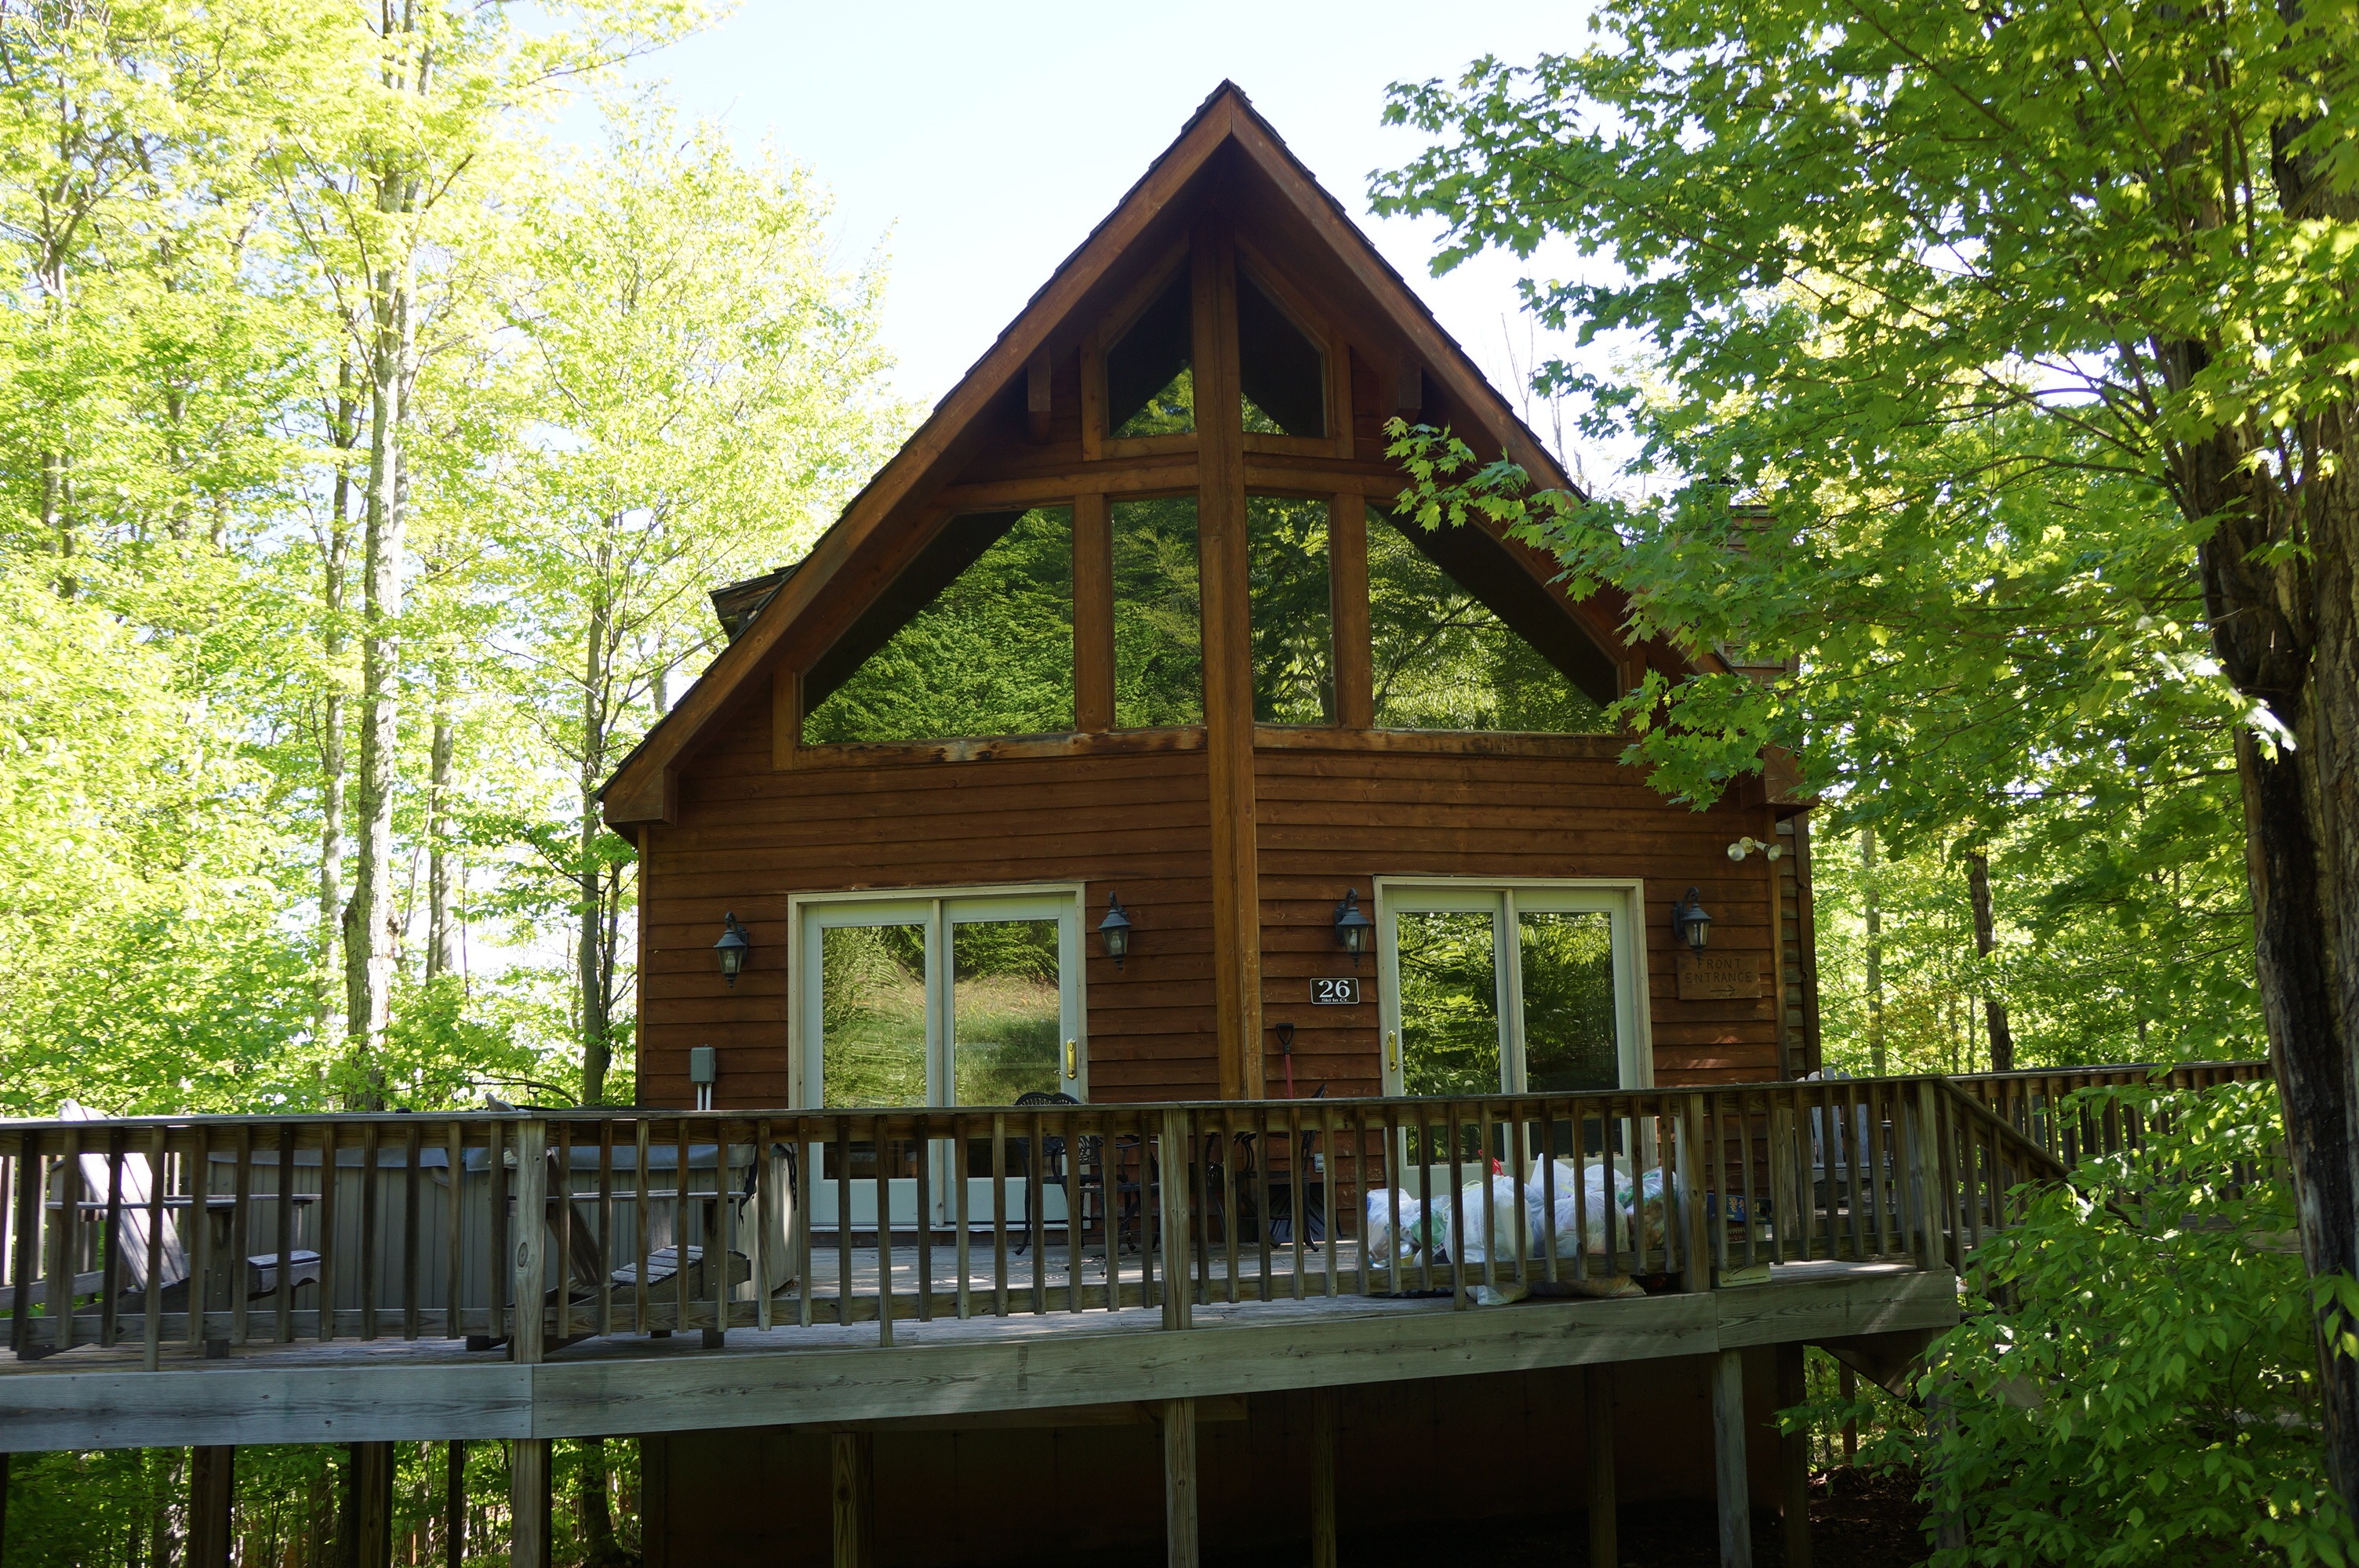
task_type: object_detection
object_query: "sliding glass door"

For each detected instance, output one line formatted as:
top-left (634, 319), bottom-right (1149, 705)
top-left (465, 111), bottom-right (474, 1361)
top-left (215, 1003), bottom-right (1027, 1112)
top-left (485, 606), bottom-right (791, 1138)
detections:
top-left (796, 888), bottom-right (1085, 1230)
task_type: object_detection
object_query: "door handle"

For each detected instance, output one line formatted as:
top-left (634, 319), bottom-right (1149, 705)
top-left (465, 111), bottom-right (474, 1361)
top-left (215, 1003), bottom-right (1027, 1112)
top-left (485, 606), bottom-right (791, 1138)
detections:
top-left (1386, 1030), bottom-right (1398, 1073)
top-left (1065, 1039), bottom-right (1078, 1079)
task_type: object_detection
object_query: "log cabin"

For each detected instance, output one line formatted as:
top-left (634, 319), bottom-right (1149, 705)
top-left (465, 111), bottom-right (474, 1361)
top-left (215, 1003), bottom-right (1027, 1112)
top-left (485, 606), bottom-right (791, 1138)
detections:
top-left (6, 83), bottom-right (2203, 1568)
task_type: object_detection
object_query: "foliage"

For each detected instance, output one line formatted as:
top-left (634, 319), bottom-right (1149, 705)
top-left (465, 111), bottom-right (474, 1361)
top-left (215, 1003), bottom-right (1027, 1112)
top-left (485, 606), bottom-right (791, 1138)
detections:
top-left (1917, 1082), bottom-right (2354, 1565)
top-left (805, 506), bottom-right (1074, 746)
top-left (0, 6), bottom-right (906, 1116)
top-left (1110, 495), bottom-right (1205, 728)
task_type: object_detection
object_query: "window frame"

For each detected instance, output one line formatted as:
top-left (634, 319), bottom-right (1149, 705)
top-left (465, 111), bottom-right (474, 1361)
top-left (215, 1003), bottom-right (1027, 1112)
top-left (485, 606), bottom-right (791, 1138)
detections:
top-left (1234, 238), bottom-right (1351, 460)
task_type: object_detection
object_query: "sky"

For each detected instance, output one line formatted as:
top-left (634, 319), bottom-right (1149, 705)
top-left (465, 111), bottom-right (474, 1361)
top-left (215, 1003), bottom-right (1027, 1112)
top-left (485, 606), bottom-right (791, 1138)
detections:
top-left (570, 0), bottom-right (1616, 475)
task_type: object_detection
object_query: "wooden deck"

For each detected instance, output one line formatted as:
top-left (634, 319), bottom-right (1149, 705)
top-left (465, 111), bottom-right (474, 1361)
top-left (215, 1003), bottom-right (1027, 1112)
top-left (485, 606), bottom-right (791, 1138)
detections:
top-left (0, 1258), bottom-right (1953, 1452)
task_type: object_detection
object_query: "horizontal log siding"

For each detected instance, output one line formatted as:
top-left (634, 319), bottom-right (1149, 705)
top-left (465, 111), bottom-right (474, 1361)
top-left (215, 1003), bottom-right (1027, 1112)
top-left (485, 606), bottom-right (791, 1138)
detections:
top-left (642, 702), bottom-right (1219, 1109)
top-left (1253, 747), bottom-right (1782, 1091)
top-left (643, 704), bottom-right (1791, 1109)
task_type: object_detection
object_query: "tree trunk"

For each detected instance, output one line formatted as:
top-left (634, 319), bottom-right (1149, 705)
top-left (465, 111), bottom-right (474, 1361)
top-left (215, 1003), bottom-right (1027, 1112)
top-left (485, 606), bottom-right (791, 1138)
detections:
top-left (342, 164), bottom-right (419, 1109)
top-left (318, 363), bottom-right (358, 1052)
top-left (578, 1438), bottom-right (623, 1568)
top-left (1965, 850), bottom-right (2013, 1073)
top-left (425, 678), bottom-right (459, 983)
top-left (578, 588), bottom-right (612, 1106)
top-left (1861, 828), bottom-right (1885, 1076)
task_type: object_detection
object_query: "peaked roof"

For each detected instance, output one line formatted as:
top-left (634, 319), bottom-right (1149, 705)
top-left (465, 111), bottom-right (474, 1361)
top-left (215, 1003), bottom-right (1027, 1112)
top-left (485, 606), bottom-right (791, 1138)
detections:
top-left (602, 82), bottom-right (1671, 827)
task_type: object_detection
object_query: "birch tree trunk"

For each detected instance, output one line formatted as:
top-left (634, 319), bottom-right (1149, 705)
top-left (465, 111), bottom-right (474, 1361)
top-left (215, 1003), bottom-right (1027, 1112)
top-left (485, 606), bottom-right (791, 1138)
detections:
top-left (578, 580), bottom-right (613, 1105)
top-left (318, 361), bottom-right (358, 1048)
top-left (341, 159), bottom-right (420, 1106)
top-left (425, 678), bottom-right (458, 982)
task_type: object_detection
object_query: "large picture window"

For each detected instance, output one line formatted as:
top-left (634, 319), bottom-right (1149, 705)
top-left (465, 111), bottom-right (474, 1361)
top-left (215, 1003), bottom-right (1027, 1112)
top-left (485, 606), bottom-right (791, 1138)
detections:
top-left (1110, 495), bottom-right (1203, 728)
top-left (1366, 505), bottom-right (1616, 733)
top-left (802, 506), bottom-right (1074, 746)
top-left (1105, 272), bottom-right (1194, 439)
top-left (1236, 269), bottom-right (1325, 438)
top-left (1246, 494), bottom-right (1334, 724)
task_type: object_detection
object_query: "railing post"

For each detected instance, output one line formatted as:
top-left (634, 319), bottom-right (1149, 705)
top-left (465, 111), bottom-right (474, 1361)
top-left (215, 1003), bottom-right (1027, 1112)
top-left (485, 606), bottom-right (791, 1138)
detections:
top-left (510, 1120), bottom-right (547, 1364)
top-left (1909, 1084), bottom-right (1943, 1272)
top-left (1676, 1097), bottom-right (1711, 1290)
top-left (1158, 1109), bottom-right (1192, 1330)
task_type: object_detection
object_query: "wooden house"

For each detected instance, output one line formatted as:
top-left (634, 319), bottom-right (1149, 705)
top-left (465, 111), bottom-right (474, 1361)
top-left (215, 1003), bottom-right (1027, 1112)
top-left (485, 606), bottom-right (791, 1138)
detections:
top-left (9, 85), bottom-right (2117, 1568)
top-left (603, 82), bottom-right (1822, 1155)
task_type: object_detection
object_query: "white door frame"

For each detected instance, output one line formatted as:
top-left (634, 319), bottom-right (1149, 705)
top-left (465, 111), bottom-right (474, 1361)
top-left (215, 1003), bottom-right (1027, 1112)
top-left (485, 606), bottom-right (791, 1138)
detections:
top-left (1372, 877), bottom-right (1654, 1096)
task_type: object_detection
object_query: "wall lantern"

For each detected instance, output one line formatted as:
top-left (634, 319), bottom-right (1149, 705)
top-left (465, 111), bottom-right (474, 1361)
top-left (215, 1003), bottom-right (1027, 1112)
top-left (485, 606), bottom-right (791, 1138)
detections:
top-left (714, 913), bottom-right (751, 985)
top-left (1332, 888), bottom-right (1375, 966)
top-left (1672, 888), bottom-right (1713, 953)
top-left (1097, 892), bottom-right (1134, 969)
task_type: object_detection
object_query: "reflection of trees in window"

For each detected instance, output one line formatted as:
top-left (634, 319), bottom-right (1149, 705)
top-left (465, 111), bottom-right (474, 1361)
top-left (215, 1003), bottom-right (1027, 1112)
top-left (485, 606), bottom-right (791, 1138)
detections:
top-left (803, 506), bottom-right (1074, 745)
top-left (1111, 496), bottom-right (1203, 727)
top-left (1246, 495), bottom-right (1334, 724)
top-left (1396, 910), bottom-right (1503, 1098)
top-left (1519, 911), bottom-right (1619, 1092)
top-left (951, 919), bottom-right (1061, 1105)
top-left (1236, 270), bottom-right (1324, 437)
top-left (1367, 506), bottom-right (1612, 733)
top-left (820, 924), bottom-right (927, 1106)
top-left (1107, 272), bottom-right (1194, 438)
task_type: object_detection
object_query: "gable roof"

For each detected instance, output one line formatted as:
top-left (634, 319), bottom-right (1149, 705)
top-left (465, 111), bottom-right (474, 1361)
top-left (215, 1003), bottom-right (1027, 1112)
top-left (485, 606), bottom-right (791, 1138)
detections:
top-left (602, 81), bottom-right (1693, 827)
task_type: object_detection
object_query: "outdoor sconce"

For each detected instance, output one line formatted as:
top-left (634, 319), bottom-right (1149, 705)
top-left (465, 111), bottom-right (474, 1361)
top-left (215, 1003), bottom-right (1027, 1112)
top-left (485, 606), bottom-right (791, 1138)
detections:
top-left (714, 913), bottom-right (751, 986)
top-left (1332, 888), bottom-right (1375, 967)
top-left (1098, 891), bottom-right (1134, 969)
top-left (1672, 888), bottom-right (1713, 953)
top-left (1725, 836), bottom-right (1785, 862)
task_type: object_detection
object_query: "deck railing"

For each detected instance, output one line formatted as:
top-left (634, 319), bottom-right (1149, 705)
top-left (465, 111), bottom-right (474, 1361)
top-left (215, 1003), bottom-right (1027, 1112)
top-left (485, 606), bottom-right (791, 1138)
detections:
top-left (1949, 1059), bottom-right (2272, 1164)
top-left (0, 1076), bottom-right (2081, 1365)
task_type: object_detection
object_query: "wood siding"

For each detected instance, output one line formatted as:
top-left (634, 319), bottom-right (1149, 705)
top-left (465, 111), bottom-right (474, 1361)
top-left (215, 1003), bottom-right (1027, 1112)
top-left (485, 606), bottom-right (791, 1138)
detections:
top-left (640, 695), bottom-right (1794, 1109)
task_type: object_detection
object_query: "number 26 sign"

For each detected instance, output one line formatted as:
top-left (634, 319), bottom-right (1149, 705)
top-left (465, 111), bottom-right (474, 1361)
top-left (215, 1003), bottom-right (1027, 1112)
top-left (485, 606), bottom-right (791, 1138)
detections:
top-left (1310, 977), bottom-right (1361, 1006)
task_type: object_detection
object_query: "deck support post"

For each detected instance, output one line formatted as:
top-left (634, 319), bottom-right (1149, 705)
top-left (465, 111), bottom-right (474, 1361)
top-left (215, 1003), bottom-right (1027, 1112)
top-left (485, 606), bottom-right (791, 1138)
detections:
top-left (831, 1432), bottom-right (874, 1568)
top-left (509, 1439), bottom-right (551, 1568)
top-left (347, 1442), bottom-right (393, 1568)
top-left (1711, 1348), bottom-right (1754, 1568)
top-left (1776, 1343), bottom-right (1812, 1568)
top-left (1310, 1385), bottom-right (1336, 1568)
top-left (443, 1440), bottom-right (467, 1568)
top-left (190, 1446), bottom-right (234, 1568)
top-left (510, 1120), bottom-right (548, 1367)
top-left (1162, 1396), bottom-right (1199, 1568)
top-left (1586, 1365), bottom-right (1617, 1566)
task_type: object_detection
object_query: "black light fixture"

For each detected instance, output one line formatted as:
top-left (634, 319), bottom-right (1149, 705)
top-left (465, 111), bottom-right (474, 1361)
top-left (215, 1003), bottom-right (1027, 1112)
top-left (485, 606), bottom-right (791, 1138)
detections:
top-left (714, 912), bottom-right (751, 985)
top-left (1672, 888), bottom-right (1713, 953)
top-left (1332, 888), bottom-right (1375, 966)
top-left (1097, 891), bottom-right (1134, 969)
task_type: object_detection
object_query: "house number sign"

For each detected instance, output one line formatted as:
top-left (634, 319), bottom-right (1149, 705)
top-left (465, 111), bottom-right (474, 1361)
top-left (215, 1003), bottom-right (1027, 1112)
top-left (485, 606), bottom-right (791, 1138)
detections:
top-left (1310, 978), bottom-right (1361, 1005)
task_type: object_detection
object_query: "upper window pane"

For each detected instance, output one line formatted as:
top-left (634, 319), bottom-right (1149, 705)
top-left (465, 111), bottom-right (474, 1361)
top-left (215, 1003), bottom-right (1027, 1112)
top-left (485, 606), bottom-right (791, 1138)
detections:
top-left (1236, 270), bottom-right (1325, 438)
top-left (1367, 505), bottom-right (1615, 733)
top-left (1247, 495), bottom-right (1334, 724)
top-left (1111, 496), bottom-right (1202, 728)
top-left (1106, 271), bottom-right (1194, 438)
top-left (803, 506), bottom-right (1074, 745)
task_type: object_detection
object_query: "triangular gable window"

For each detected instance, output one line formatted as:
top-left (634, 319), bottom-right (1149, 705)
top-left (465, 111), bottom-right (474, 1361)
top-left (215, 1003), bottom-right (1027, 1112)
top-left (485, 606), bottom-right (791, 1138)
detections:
top-left (1237, 269), bottom-right (1325, 438)
top-left (1106, 273), bottom-right (1194, 438)
top-left (802, 507), bottom-right (1074, 745)
top-left (1367, 505), bottom-right (1616, 733)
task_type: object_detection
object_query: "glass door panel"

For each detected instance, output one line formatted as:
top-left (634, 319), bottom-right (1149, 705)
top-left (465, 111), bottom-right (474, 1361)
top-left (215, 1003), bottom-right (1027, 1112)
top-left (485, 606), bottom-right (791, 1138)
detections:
top-left (1518, 910), bottom-right (1619, 1093)
top-left (1393, 909), bottom-right (1503, 1097)
top-left (800, 891), bottom-right (1084, 1235)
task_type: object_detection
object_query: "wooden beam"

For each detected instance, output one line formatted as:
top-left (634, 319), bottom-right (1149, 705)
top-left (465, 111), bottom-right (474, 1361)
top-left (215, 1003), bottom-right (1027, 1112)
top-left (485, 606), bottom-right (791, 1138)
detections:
top-left (1192, 220), bottom-right (1262, 1100)
top-left (509, 1120), bottom-right (547, 1366)
top-left (769, 666), bottom-right (800, 771)
top-left (831, 1432), bottom-right (874, 1568)
top-left (443, 1441), bottom-right (466, 1568)
top-left (1711, 1348), bottom-right (1754, 1568)
top-left (1328, 495), bottom-right (1372, 728)
top-left (1310, 1385), bottom-right (1336, 1568)
top-left (189, 1446), bottom-right (234, 1568)
top-left (509, 1439), bottom-right (550, 1568)
top-left (1073, 493), bottom-right (1114, 732)
top-left (351, 1442), bottom-right (393, 1568)
top-left (1586, 1366), bottom-right (1616, 1567)
top-left (1161, 1397), bottom-right (1198, 1568)
top-left (1158, 1109), bottom-right (1194, 1330)
top-left (2, 1272), bottom-right (1967, 1453)
top-left (1026, 350), bottom-right (1053, 443)
top-left (1776, 1342), bottom-right (1812, 1568)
